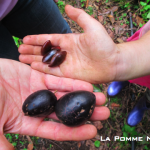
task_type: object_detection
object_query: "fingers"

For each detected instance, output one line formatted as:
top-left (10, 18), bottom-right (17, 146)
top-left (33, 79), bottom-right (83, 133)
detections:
top-left (20, 91), bottom-right (108, 141)
top-left (19, 44), bottom-right (42, 64)
top-left (19, 44), bottom-right (41, 55)
top-left (65, 5), bottom-right (102, 32)
top-left (54, 92), bottom-right (106, 105)
top-left (21, 106), bottom-right (109, 141)
top-left (32, 62), bottom-right (63, 76)
top-left (19, 55), bottom-right (42, 64)
top-left (48, 106), bottom-right (110, 121)
top-left (48, 92), bottom-right (109, 121)
top-left (21, 4), bottom-right (102, 47)
top-left (21, 118), bottom-right (97, 141)
top-left (22, 34), bottom-right (65, 46)
top-left (0, 135), bottom-right (14, 150)
top-left (45, 75), bottom-right (94, 92)
top-left (90, 106), bottom-right (110, 121)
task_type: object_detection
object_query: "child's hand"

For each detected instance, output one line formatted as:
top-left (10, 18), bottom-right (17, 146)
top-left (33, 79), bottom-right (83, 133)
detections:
top-left (19, 5), bottom-right (119, 83)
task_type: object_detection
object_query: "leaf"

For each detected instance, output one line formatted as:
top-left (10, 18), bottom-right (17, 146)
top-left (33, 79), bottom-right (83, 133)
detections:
top-left (93, 3), bottom-right (99, 10)
top-left (114, 26), bottom-right (119, 34)
top-left (140, 2), bottom-right (147, 6)
top-left (98, 15), bottom-right (103, 22)
top-left (123, 13), bottom-right (127, 17)
top-left (50, 144), bottom-right (52, 148)
top-left (111, 103), bottom-right (120, 108)
top-left (15, 134), bottom-right (19, 139)
top-left (12, 142), bottom-right (17, 147)
top-left (93, 84), bottom-right (101, 92)
top-left (147, 12), bottom-right (150, 18)
top-left (26, 135), bottom-right (34, 150)
top-left (107, 29), bottom-right (114, 38)
top-left (123, 132), bottom-right (128, 145)
top-left (86, 140), bottom-right (96, 150)
top-left (111, 6), bottom-right (118, 12)
top-left (93, 121), bottom-right (103, 130)
top-left (141, 135), bottom-right (149, 145)
top-left (27, 143), bottom-right (33, 150)
top-left (144, 5), bottom-right (150, 10)
top-left (108, 14), bottom-right (115, 24)
top-left (77, 141), bottom-right (82, 148)
top-left (130, 130), bottom-right (137, 137)
top-left (94, 140), bottom-right (100, 147)
top-left (117, 38), bottom-right (124, 43)
top-left (121, 36), bottom-right (127, 42)
top-left (144, 145), bottom-right (149, 149)
top-left (124, 124), bottom-right (136, 133)
top-left (139, 23), bottom-right (144, 27)
top-left (136, 16), bottom-right (145, 25)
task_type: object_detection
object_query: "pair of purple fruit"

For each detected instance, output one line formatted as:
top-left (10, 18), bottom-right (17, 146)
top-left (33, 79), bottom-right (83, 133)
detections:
top-left (107, 81), bottom-right (150, 126)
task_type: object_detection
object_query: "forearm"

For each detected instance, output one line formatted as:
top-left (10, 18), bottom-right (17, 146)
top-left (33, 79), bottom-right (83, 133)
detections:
top-left (115, 30), bottom-right (150, 81)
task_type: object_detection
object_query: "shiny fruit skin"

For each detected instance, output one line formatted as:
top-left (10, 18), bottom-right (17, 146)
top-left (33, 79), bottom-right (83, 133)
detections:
top-left (55, 90), bottom-right (96, 126)
top-left (49, 51), bottom-right (67, 67)
top-left (42, 49), bottom-right (60, 63)
top-left (41, 40), bottom-right (52, 56)
top-left (107, 81), bottom-right (129, 97)
top-left (22, 90), bottom-right (57, 117)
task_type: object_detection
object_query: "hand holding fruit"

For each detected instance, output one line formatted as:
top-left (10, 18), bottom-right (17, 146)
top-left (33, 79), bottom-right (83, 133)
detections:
top-left (19, 5), bottom-right (119, 84)
top-left (0, 59), bottom-right (109, 149)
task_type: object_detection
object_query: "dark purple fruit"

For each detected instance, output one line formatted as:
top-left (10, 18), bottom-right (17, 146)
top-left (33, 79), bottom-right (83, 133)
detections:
top-left (49, 51), bottom-right (67, 67)
top-left (41, 40), bottom-right (52, 56)
top-left (55, 90), bottom-right (96, 126)
top-left (22, 90), bottom-right (57, 117)
top-left (42, 49), bottom-right (60, 63)
top-left (41, 40), bottom-right (67, 67)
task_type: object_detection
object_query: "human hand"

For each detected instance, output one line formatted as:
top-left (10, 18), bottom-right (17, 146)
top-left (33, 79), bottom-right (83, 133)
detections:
top-left (0, 59), bottom-right (109, 149)
top-left (19, 5), bottom-right (118, 84)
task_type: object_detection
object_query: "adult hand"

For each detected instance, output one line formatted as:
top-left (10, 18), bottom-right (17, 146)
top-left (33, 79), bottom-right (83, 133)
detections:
top-left (19, 5), bottom-right (118, 84)
top-left (0, 59), bottom-right (109, 149)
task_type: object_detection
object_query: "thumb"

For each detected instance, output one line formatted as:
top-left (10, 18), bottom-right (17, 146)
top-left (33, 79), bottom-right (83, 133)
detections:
top-left (65, 5), bottom-right (102, 32)
top-left (0, 135), bottom-right (14, 150)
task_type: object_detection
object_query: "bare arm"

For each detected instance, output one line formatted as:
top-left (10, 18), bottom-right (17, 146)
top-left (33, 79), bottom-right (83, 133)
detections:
top-left (116, 30), bottom-right (150, 81)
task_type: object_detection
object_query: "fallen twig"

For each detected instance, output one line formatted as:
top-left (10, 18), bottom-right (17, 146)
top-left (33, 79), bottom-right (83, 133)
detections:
top-left (138, 125), bottom-right (150, 137)
top-left (48, 140), bottom-right (64, 150)
top-left (86, 0), bottom-right (89, 8)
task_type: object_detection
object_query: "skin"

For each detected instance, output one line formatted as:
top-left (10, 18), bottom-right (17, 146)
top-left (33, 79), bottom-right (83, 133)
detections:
top-left (19, 5), bottom-right (117, 84)
top-left (19, 5), bottom-right (150, 84)
top-left (0, 59), bottom-right (109, 150)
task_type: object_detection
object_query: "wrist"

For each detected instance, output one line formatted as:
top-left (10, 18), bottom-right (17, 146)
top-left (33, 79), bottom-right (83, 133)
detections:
top-left (115, 42), bottom-right (135, 81)
top-left (115, 33), bottom-right (150, 81)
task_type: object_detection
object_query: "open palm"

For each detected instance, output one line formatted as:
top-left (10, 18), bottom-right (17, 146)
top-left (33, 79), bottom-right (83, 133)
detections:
top-left (0, 59), bottom-right (109, 149)
top-left (19, 5), bottom-right (118, 84)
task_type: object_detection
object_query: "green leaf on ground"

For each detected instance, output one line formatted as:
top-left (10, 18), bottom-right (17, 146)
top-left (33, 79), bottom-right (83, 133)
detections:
top-left (94, 140), bottom-right (100, 147)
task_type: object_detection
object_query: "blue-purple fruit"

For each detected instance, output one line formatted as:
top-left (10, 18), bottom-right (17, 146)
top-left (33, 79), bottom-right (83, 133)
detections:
top-left (107, 81), bottom-right (129, 96)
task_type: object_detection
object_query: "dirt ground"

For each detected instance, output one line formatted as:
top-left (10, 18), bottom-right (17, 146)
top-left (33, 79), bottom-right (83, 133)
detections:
top-left (7, 0), bottom-right (150, 149)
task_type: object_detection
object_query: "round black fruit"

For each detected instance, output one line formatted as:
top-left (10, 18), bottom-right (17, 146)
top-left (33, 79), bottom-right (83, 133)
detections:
top-left (22, 90), bottom-right (57, 117)
top-left (55, 90), bottom-right (96, 126)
